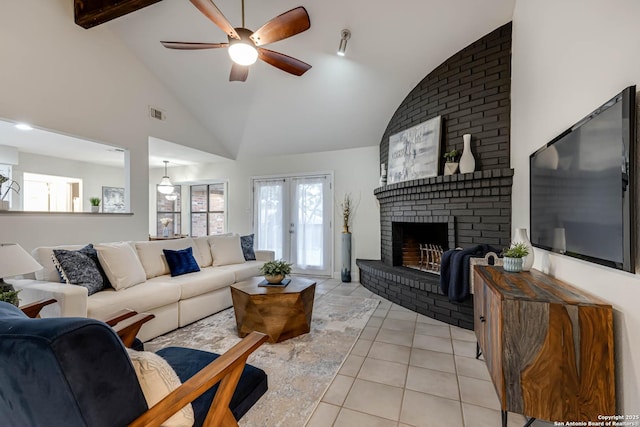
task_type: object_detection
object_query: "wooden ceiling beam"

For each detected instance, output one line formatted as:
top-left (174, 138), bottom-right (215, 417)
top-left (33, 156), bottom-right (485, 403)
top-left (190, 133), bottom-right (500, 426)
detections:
top-left (74, 0), bottom-right (163, 29)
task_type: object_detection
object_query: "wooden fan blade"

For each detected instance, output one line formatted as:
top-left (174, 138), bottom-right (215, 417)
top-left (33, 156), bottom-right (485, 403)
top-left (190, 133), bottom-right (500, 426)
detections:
top-left (189, 0), bottom-right (239, 39)
top-left (250, 7), bottom-right (310, 46)
top-left (230, 63), bottom-right (249, 82)
top-left (161, 41), bottom-right (229, 50)
top-left (258, 48), bottom-right (311, 76)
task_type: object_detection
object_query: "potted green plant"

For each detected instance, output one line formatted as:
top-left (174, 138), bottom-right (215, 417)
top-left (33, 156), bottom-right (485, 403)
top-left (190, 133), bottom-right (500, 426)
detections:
top-left (443, 149), bottom-right (461, 176)
top-left (502, 242), bottom-right (530, 273)
top-left (89, 197), bottom-right (101, 213)
top-left (259, 260), bottom-right (292, 284)
top-left (0, 285), bottom-right (20, 306)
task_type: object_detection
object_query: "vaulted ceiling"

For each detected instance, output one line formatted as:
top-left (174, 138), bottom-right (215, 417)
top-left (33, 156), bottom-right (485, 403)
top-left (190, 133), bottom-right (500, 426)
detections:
top-left (106, 0), bottom-right (515, 160)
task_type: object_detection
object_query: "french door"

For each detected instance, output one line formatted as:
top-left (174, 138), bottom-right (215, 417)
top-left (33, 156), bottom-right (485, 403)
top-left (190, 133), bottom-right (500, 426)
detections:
top-left (253, 174), bottom-right (333, 276)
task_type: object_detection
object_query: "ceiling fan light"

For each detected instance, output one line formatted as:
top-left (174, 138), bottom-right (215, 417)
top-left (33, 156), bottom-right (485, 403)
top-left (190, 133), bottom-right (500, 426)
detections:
top-left (228, 41), bottom-right (258, 66)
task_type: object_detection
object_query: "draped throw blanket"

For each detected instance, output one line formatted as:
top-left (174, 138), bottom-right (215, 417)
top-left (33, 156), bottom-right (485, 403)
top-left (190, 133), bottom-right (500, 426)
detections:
top-left (439, 244), bottom-right (501, 302)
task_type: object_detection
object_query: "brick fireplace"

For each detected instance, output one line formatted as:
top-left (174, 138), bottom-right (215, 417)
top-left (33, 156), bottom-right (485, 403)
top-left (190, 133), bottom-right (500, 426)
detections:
top-left (357, 22), bottom-right (513, 330)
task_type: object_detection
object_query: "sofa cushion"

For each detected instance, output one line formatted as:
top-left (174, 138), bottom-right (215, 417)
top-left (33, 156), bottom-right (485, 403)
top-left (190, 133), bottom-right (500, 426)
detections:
top-left (215, 261), bottom-right (263, 283)
top-left (148, 267), bottom-right (235, 300)
top-left (135, 238), bottom-right (198, 279)
top-left (86, 280), bottom-right (181, 320)
top-left (192, 237), bottom-right (213, 268)
top-left (240, 234), bottom-right (256, 261)
top-left (95, 243), bottom-right (147, 291)
top-left (126, 348), bottom-right (195, 427)
top-left (210, 235), bottom-right (246, 267)
top-left (52, 249), bottom-right (104, 296)
top-left (163, 247), bottom-right (201, 277)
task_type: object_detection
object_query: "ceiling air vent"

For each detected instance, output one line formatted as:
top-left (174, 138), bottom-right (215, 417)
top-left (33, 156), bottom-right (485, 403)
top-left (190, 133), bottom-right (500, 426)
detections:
top-left (149, 106), bottom-right (166, 121)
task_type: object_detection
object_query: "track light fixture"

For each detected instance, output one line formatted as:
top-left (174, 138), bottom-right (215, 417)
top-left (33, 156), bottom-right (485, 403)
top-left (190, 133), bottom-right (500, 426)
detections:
top-left (337, 29), bottom-right (351, 56)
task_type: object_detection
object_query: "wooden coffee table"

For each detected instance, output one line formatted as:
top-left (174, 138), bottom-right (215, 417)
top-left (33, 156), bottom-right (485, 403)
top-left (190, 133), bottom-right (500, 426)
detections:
top-left (230, 276), bottom-right (316, 343)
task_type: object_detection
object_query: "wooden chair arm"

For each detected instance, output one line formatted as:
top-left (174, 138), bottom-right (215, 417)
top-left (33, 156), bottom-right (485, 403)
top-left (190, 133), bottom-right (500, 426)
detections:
top-left (112, 312), bottom-right (155, 348)
top-left (129, 331), bottom-right (268, 427)
top-left (102, 308), bottom-right (138, 326)
top-left (20, 299), bottom-right (57, 318)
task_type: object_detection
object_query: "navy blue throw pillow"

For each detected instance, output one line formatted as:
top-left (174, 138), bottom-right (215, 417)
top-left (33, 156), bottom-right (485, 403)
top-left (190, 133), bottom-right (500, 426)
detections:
top-left (240, 234), bottom-right (256, 261)
top-left (163, 247), bottom-right (201, 277)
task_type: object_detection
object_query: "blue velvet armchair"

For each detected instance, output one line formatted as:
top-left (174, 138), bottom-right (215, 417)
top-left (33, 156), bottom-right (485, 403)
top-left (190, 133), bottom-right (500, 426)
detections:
top-left (0, 302), bottom-right (268, 427)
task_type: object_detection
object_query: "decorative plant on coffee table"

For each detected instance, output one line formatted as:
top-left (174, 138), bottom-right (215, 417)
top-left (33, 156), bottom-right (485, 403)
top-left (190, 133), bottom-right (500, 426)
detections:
top-left (502, 242), bottom-right (530, 273)
top-left (259, 260), bottom-right (292, 284)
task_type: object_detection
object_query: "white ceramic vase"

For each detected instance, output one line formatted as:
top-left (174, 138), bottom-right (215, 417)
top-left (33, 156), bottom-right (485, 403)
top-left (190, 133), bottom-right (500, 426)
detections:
top-left (459, 134), bottom-right (475, 174)
top-left (513, 228), bottom-right (534, 271)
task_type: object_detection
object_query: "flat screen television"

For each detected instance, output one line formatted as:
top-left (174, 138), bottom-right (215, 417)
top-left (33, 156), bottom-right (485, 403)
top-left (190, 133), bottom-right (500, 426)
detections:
top-left (530, 86), bottom-right (636, 272)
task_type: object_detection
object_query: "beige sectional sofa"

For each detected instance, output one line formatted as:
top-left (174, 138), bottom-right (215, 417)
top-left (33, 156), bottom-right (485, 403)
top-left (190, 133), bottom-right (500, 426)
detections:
top-left (11, 235), bottom-right (274, 341)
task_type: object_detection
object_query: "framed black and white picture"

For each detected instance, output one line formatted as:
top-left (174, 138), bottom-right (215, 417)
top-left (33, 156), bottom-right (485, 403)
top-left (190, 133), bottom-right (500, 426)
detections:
top-left (102, 186), bottom-right (125, 213)
top-left (387, 116), bottom-right (442, 185)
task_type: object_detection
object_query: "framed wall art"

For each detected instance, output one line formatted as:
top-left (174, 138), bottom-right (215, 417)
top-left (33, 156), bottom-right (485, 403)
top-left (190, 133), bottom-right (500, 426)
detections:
top-left (387, 116), bottom-right (442, 185)
top-left (102, 186), bottom-right (125, 213)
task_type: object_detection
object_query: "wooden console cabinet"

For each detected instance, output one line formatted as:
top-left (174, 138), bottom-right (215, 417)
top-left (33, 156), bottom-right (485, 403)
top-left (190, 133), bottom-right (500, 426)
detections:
top-left (473, 266), bottom-right (615, 425)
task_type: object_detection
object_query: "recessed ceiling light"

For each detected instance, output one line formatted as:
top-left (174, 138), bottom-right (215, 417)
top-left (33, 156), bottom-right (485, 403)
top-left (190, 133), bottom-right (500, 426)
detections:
top-left (15, 123), bottom-right (33, 131)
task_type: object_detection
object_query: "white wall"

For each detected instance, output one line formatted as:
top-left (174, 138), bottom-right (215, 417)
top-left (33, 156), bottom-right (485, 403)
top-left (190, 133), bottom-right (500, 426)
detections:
top-left (511, 0), bottom-right (640, 412)
top-left (149, 146), bottom-right (381, 280)
top-left (0, 0), bottom-right (227, 251)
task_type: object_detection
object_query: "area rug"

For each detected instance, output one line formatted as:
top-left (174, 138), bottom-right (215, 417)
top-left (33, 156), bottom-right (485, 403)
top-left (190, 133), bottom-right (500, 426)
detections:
top-left (145, 293), bottom-right (379, 427)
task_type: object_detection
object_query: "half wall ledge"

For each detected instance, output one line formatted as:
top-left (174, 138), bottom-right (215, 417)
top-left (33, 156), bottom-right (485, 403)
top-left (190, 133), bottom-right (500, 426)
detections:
top-left (357, 259), bottom-right (474, 330)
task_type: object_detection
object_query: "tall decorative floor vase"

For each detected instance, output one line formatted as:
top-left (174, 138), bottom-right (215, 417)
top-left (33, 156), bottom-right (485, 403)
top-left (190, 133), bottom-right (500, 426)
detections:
top-left (341, 232), bottom-right (352, 282)
top-left (513, 228), bottom-right (534, 271)
top-left (459, 133), bottom-right (475, 174)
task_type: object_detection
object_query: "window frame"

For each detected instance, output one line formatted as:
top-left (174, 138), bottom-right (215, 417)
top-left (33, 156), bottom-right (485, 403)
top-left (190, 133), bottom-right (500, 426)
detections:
top-left (189, 181), bottom-right (227, 237)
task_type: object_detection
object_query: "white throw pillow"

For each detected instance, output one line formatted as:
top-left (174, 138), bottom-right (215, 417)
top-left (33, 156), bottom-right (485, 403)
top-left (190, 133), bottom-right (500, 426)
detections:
top-left (126, 349), bottom-right (194, 427)
top-left (209, 234), bottom-right (246, 266)
top-left (96, 243), bottom-right (146, 290)
top-left (192, 237), bottom-right (213, 268)
top-left (135, 238), bottom-right (198, 279)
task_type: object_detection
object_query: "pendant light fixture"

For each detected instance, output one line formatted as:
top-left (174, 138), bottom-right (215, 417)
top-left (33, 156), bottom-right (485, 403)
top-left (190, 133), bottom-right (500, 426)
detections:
top-left (165, 192), bottom-right (178, 201)
top-left (158, 160), bottom-right (175, 195)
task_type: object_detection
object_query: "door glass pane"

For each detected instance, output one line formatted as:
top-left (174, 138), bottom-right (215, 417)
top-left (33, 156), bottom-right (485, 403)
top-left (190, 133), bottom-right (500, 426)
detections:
top-left (294, 179), bottom-right (324, 268)
top-left (254, 181), bottom-right (284, 260)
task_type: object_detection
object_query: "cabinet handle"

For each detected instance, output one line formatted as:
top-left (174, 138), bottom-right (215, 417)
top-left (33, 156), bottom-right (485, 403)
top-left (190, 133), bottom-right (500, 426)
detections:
top-left (479, 316), bottom-right (486, 323)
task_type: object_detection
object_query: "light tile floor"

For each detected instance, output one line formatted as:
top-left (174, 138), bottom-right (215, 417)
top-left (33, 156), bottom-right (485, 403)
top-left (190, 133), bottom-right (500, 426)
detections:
top-left (306, 280), bottom-right (553, 427)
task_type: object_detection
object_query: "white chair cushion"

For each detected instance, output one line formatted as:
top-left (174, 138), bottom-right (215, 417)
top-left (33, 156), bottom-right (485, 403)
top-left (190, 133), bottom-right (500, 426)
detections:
top-left (96, 243), bottom-right (146, 290)
top-left (135, 238), bottom-right (198, 279)
top-left (209, 235), bottom-right (246, 267)
top-left (126, 349), bottom-right (195, 427)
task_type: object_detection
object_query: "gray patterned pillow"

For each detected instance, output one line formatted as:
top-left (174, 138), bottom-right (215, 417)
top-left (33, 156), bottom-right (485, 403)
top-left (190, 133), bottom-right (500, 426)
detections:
top-left (240, 234), bottom-right (256, 261)
top-left (52, 249), bottom-right (104, 296)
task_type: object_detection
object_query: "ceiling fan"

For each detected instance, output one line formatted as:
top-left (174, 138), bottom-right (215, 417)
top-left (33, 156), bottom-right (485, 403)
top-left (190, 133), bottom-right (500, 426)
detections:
top-left (161, 0), bottom-right (311, 82)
